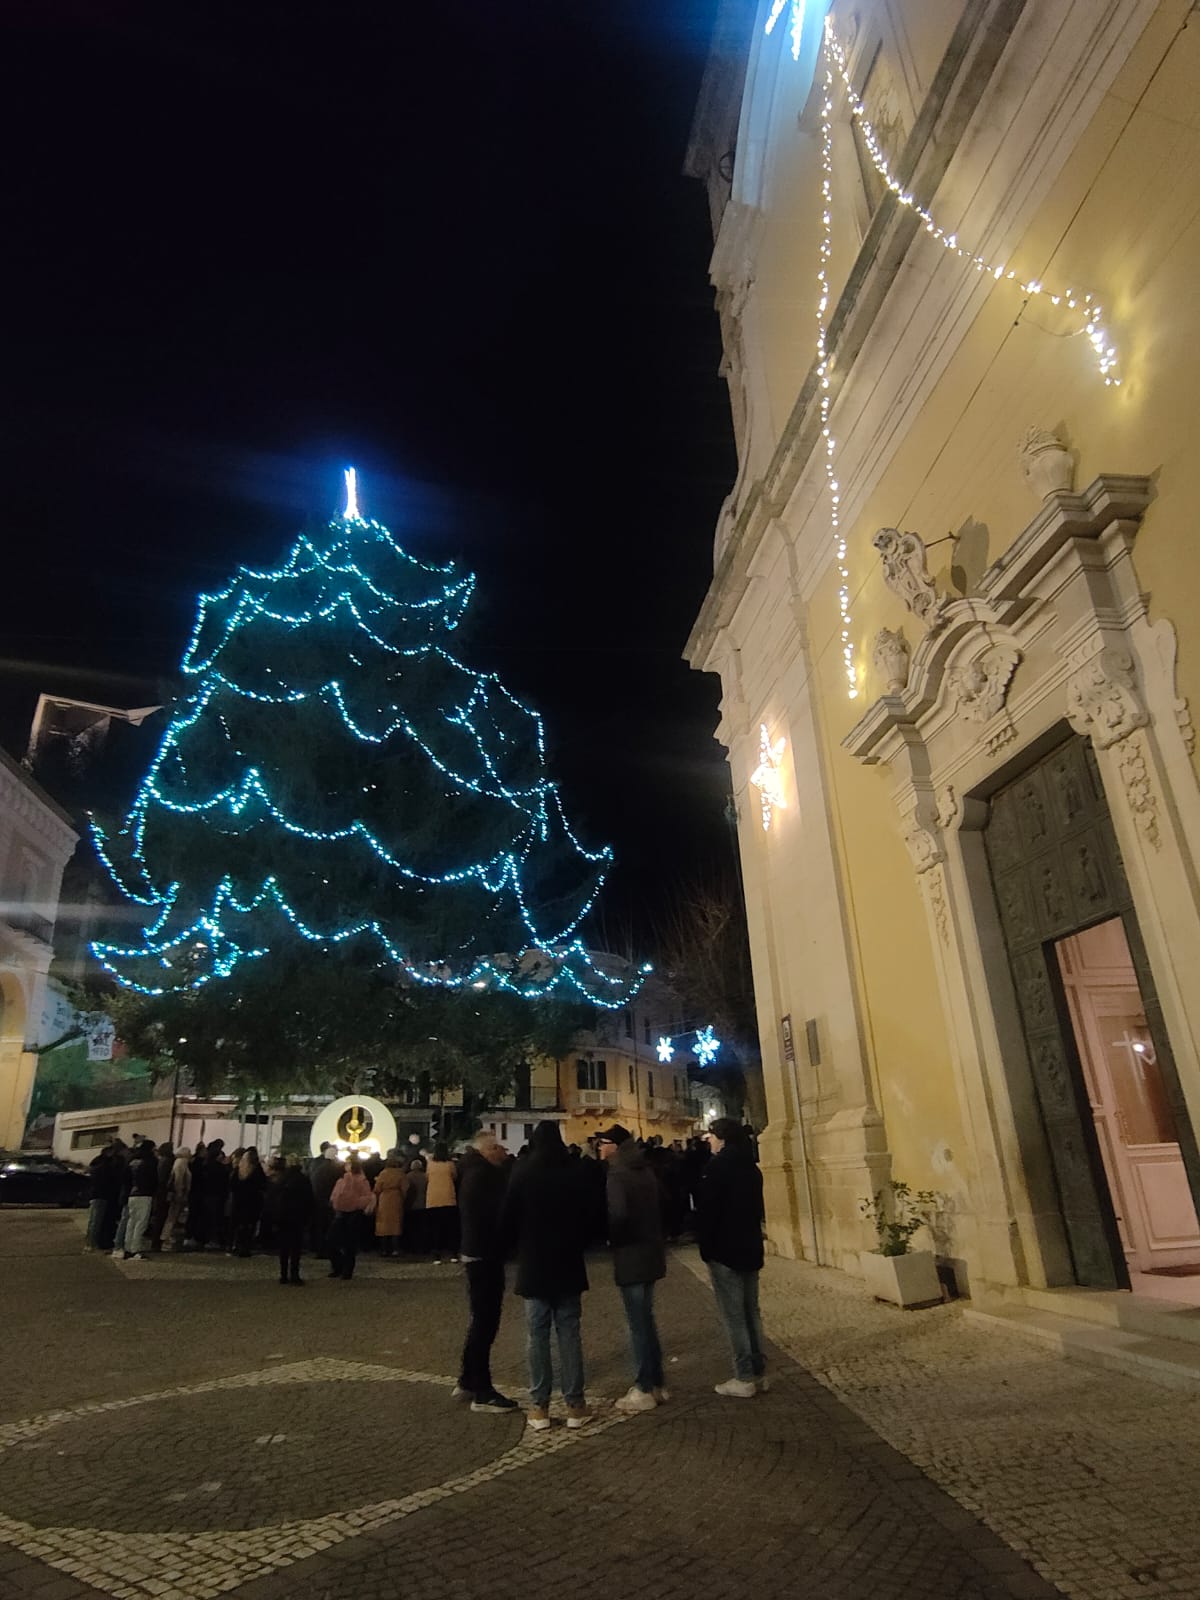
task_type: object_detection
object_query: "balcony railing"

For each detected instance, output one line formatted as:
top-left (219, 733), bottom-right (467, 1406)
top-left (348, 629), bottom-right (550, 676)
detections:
top-left (569, 1088), bottom-right (618, 1111)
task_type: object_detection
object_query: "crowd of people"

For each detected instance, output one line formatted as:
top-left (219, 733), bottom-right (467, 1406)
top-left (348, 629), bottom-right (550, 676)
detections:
top-left (82, 1118), bottom-right (767, 1424)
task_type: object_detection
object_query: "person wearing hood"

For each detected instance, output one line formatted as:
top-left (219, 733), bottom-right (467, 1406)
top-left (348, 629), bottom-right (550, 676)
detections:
top-left (598, 1126), bottom-right (668, 1414)
top-left (454, 1131), bottom-right (518, 1413)
top-left (695, 1118), bottom-right (767, 1398)
top-left (164, 1147), bottom-right (192, 1251)
top-left (500, 1120), bottom-right (592, 1431)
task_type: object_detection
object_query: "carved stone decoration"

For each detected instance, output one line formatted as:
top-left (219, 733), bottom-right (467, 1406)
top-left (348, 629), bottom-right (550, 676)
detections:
top-left (1151, 617), bottom-right (1196, 755)
top-left (949, 644), bottom-right (1021, 724)
top-left (872, 627), bottom-right (911, 693)
top-left (873, 528), bottom-right (945, 629)
top-left (925, 866), bottom-right (950, 944)
top-left (1019, 426), bottom-right (1074, 500)
top-left (984, 712), bottom-right (1018, 756)
top-left (1117, 732), bottom-right (1161, 850)
top-left (1066, 647), bottom-right (1149, 751)
top-left (935, 786), bottom-right (959, 830)
top-left (903, 822), bottom-right (944, 876)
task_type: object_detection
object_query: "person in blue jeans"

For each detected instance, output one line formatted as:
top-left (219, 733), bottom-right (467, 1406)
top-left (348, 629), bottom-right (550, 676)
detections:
top-left (501, 1121), bottom-right (594, 1431)
top-left (597, 1125), bottom-right (667, 1414)
top-left (695, 1118), bottom-right (767, 1398)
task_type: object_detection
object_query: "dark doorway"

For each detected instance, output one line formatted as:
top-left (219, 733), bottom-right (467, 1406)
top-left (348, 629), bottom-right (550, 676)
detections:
top-left (983, 734), bottom-right (1200, 1288)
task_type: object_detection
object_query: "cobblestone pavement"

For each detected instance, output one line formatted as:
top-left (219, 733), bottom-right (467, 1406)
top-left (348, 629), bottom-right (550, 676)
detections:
top-left (0, 1210), bottom-right (1063, 1600)
top-left (733, 1254), bottom-right (1200, 1600)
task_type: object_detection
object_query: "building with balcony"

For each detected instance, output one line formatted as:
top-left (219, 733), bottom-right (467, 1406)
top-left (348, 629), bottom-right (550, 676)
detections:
top-left (685, 0), bottom-right (1200, 1300)
top-left (0, 748), bottom-right (77, 1147)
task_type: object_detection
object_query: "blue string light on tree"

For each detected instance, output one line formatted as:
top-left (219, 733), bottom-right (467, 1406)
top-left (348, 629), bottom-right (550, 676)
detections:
top-left (91, 469), bottom-right (647, 1008)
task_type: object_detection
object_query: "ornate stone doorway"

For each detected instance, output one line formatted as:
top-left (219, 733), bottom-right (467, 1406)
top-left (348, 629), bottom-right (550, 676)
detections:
top-left (984, 735), bottom-right (1200, 1288)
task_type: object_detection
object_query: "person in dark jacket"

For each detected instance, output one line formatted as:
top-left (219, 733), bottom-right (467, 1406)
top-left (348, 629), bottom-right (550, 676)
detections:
top-left (696, 1118), bottom-right (767, 1398)
top-left (500, 1120), bottom-right (591, 1431)
top-left (264, 1156), bottom-right (315, 1285)
top-left (454, 1132), bottom-right (518, 1412)
top-left (230, 1148), bottom-right (268, 1256)
top-left (598, 1126), bottom-right (668, 1413)
top-left (309, 1145), bottom-right (341, 1258)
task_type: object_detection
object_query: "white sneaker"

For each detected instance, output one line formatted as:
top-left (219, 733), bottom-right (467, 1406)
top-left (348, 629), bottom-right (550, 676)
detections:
top-left (126, 1253), bottom-right (146, 1262)
top-left (110, 1249), bottom-right (124, 1259)
top-left (714, 1378), bottom-right (757, 1399)
top-left (526, 1407), bottom-right (551, 1432)
top-left (614, 1386), bottom-right (658, 1414)
top-left (756, 1375), bottom-right (771, 1394)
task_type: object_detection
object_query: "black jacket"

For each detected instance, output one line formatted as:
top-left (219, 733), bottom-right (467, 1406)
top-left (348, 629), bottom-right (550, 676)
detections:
top-left (264, 1168), bottom-right (315, 1229)
top-left (127, 1150), bottom-right (159, 1199)
top-left (501, 1151), bottom-right (589, 1300)
top-left (457, 1148), bottom-right (508, 1261)
top-left (606, 1142), bottom-right (666, 1287)
top-left (695, 1145), bottom-right (764, 1273)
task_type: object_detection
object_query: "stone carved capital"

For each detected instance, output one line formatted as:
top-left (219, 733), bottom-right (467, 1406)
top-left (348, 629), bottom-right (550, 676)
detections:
top-left (1066, 647), bottom-right (1148, 751)
top-left (873, 528), bottom-right (946, 630)
top-left (949, 643), bottom-right (1021, 724)
top-left (903, 821), bottom-right (945, 876)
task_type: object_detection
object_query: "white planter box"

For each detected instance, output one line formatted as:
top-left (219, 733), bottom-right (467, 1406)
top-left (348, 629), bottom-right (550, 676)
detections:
top-left (859, 1248), bottom-right (943, 1309)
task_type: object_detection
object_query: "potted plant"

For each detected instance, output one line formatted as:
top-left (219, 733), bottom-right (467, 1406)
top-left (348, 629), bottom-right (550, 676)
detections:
top-left (858, 1181), bottom-right (944, 1309)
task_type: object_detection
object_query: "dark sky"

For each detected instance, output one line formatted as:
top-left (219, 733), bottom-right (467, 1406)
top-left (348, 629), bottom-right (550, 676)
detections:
top-left (2, 0), bottom-right (739, 945)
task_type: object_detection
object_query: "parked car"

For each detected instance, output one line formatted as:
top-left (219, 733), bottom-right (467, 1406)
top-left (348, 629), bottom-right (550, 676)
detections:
top-left (0, 1152), bottom-right (91, 1207)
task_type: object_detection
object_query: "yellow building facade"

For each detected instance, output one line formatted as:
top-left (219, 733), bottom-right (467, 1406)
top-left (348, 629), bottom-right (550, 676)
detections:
top-left (686, 0), bottom-right (1200, 1297)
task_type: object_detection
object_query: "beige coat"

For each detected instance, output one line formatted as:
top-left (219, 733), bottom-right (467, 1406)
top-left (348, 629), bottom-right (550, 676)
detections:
top-left (425, 1158), bottom-right (457, 1210)
top-left (373, 1167), bottom-right (407, 1237)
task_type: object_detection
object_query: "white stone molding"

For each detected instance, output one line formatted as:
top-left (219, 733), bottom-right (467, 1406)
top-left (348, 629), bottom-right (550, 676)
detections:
top-left (841, 470), bottom-right (1200, 1290)
top-left (1065, 645), bottom-right (1148, 750)
top-left (872, 626), bottom-right (911, 693)
top-left (1019, 426), bottom-right (1075, 501)
top-left (872, 528), bottom-right (946, 629)
top-left (1151, 616), bottom-right (1195, 755)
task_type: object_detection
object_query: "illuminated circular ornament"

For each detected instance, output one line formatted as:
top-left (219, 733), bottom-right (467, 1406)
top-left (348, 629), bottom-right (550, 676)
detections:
top-left (309, 1093), bottom-right (398, 1162)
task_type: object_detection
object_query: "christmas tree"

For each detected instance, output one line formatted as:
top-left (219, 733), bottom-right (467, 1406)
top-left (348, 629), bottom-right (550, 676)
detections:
top-left (93, 471), bottom-right (641, 1009)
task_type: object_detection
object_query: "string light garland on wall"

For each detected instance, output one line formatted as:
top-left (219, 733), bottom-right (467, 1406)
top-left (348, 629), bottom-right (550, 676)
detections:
top-left (763, 9), bottom-right (1122, 699)
top-left (91, 469), bottom-right (648, 1009)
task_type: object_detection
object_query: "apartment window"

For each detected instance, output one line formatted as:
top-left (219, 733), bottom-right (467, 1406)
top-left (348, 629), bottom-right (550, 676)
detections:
top-left (501, 1123), bottom-right (508, 1143)
top-left (647, 1071), bottom-right (655, 1099)
top-left (623, 1009), bottom-right (633, 1037)
top-left (576, 1057), bottom-right (607, 1091)
top-left (643, 1018), bottom-right (652, 1045)
top-left (628, 1064), bottom-right (635, 1095)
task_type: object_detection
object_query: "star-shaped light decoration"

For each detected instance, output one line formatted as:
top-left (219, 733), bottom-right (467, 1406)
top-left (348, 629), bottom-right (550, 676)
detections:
top-left (694, 1025), bottom-right (721, 1067)
top-left (750, 723), bottom-right (787, 831)
top-left (656, 1036), bottom-right (674, 1064)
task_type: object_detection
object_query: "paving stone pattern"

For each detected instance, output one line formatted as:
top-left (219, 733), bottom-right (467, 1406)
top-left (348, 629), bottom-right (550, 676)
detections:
top-left (0, 1211), bottom-right (1072, 1600)
top-left (745, 1254), bottom-right (1200, 1600)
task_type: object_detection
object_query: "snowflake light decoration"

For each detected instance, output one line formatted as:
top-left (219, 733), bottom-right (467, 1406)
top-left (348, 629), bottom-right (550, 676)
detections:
top-left (656, 1036), bottom-right (674, 1063)
top-left (750, 723), bottom-right (787, 831)
top-left (694, 1025), bottom-right (721, 1067)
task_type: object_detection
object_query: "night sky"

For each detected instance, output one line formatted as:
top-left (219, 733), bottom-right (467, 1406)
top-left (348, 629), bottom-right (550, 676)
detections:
top-left (2, 1), bottom-right (738, 947)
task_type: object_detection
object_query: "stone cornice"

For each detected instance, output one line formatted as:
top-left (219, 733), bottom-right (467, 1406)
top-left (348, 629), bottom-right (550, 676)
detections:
top-left (0, 748), bottom-right (77, 859)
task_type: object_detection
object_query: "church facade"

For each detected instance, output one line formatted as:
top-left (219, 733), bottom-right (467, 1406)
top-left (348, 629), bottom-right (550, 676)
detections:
top-left (685, 0), bottom-right (1200, 1297)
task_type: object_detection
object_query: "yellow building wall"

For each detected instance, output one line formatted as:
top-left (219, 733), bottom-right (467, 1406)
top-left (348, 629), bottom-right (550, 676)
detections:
top-left (798, 2), bottom-right (1200, 1205)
